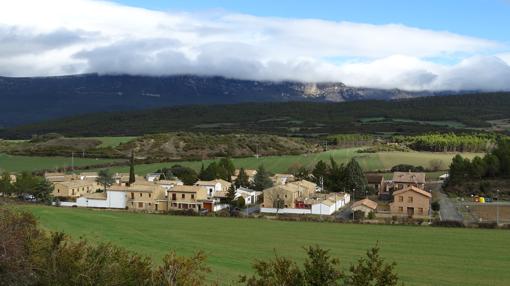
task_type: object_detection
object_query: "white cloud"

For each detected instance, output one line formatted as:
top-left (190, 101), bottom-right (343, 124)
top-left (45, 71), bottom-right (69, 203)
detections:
top-left (0, 0), bottom-right (509, 91)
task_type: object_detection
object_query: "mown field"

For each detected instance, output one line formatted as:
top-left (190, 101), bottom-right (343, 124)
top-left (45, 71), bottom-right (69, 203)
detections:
top-left (0, 153), bottom-right (123, 173)
top-left (21, 205), bottom-right (510, 286)
top-left (105, 148), bottom-right (483, 177)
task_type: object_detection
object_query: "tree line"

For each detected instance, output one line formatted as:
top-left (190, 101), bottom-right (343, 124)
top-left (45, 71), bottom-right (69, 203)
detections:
top-left (4, 92), bottom-right (510, 138)
top-left (289, 158), bottom-right (368, 198)
top-left (393, 133), bottom-right (501, 153)
top-left (0, 208), bottom-right (401, 286)
top-left (0, 172), bottom-right (52, 201)
top-left (448, 139), bottom-right (510, 185)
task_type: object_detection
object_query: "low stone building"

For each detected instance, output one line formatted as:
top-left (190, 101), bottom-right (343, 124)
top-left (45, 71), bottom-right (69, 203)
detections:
top-left (53, 180), bottom-right (97, 198)
top-left (351, 198), bottom-right (378, 217)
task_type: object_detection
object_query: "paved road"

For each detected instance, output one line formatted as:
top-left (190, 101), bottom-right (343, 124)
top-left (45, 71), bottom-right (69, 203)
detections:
top-left (243, 204), bottom-right (260, 215)
top-left (335, 204), bottom-right (352, 220)
top-left (434, 188), bottom-right (464, 222)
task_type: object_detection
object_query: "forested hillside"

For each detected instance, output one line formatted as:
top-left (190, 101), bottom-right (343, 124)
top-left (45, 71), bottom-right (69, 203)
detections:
top-left (1, 92), bottom-right (509, 138)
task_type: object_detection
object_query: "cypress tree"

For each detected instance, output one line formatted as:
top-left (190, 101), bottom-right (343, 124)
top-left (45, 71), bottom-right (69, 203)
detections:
top-left (128, 150), bottom-right (136, 186)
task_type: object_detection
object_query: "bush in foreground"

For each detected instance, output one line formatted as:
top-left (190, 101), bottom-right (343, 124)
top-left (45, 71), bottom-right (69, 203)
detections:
top-left (1, 208), bottom-right (401, 286)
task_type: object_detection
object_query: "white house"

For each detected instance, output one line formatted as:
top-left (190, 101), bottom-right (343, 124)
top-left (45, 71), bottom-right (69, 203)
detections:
top-left (235, 187), bottom-right (262, 205)
top-left (79, 172), bottom-right (98, 181)
top-left (157, 179), bottom-right (184, 191)
top-left (145, 173), bottom-right (163, 182)
top-left (309, 193), bottom-right (350, 215)
top-left (261, 192), bottom-right (350, 216)
top-left (74, 190), bottom-right (127, 209)
top-left (195, 179), bottom-right (231, 198)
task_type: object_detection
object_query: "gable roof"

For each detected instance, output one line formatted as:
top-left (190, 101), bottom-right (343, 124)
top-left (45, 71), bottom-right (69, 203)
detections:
top-left (195, 179), bottom-right (231, 187)
top-left (172, 185), bottom-right (207, 193)
top-left (55, 180), bottom-right (94, 188)
top-left (393, 186), bottom-right (432, 198)
top-left (288, 180), bottom-right (316, 191)
top-left (235, 169), bottom-right (257, 177)
top-left (392, 172), bottom-right (426, 184)
top-left (352, 198), bottom-right (378, 210)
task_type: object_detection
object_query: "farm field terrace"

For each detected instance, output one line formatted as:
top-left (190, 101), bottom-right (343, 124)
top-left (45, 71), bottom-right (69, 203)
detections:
top-left (105, 148), bottom-right (483, 176)
top-left (20, 205), bottom-right (510, 286)
top-left (0, 153), bottom-right (123, 173)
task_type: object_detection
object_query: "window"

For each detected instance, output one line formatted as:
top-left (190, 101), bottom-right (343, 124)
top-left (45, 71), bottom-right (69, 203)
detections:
top-left (408, 196), bottom-right (413, 203)
top-left (139, 193), bottom-right (142, 197)
top-left (191, 194), bottom-right (195, 199)
top-left (398, 196), bottom-right (403, 202)
top-left (138, 202), bottom-right (143, 208)
top-left (418, 208), bottom-right (424, 214)
top-left (398, 207), bottom-right (403, 212)
top-left (131, 192), bottom-right (134, 199)
top-left (181, 194), bottom-right (185, 199)
top-left (149, 193), bottom-right (151, 198)
top-left (172, 194), bottom-right (176, 200)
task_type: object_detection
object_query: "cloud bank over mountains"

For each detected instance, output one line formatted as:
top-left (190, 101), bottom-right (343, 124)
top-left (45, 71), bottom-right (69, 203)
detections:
top-left (1, 0), bottom-right (509, 91)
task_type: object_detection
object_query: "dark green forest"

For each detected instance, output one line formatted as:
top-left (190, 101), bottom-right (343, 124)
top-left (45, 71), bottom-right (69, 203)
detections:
top-left (1, 92), bottom-right (509, 138)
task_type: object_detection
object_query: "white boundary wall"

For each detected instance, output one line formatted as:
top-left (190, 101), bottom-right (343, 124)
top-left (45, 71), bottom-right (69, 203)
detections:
top-left (75, 191), bottom-right (126, 209)
top-left (261, 208), bottom-right (312, 214)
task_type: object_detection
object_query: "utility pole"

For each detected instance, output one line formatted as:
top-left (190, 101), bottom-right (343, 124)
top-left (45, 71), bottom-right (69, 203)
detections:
top-left (351, 189), bottom-right (355, 221)
top-left (497, 189), bottom-right (500, 225)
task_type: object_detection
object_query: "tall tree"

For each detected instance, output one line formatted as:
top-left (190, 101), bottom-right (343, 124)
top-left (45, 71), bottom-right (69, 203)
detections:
top-left (326, 157), bottom-right (346, 193)
top-left (218, 158), bottom-right (236, 181)
top-left (253, 165), bottom-right (273, 191)
top-left (235, 168), bottom-right (250, 188)
top-left (33, 178), bottom-right (53, 202)
top-left (225, 184), bottom-right (237, 209)
top-left (200, 162), bottom-right (218, 181)
top-left (343, 159), bottom-right (368, 197)
top-left (312, 160), bottom-right (328, 186)
top-left (170, 165), bottom-right (198, 185)
top-left (96, 170), bottom-right (114, 192)
top-left (483, 154), bottom-right (500, 177)
top-left (0, 172), bottom-right (13, 196)
top-left (128, 150), bottom-right (136, 186)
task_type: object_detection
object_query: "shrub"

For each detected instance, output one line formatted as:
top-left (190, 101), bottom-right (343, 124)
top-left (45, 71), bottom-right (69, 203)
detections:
top-left (431, 201), bottom-right (440, 211)
top-left (478, 222), bottom-right (498, 229)
top-left (431, 220), bottom-right (464, 228)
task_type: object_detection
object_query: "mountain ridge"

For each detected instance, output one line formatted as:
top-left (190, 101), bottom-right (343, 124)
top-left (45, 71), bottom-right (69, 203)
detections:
top-left (0, 73), bottom-right (438, 127)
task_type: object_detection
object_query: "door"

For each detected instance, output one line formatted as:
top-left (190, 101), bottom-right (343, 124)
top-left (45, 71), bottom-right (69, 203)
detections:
top-left (407, 207), bottom-right (414, 217)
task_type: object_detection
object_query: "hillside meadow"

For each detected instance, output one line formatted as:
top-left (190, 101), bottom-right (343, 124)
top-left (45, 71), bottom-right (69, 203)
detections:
top-left (0, 153), bottom-right (123, 173)
top-left (20, 205), bottom-right (510, 286)
top-left (105, 148), bottom-right (483, 176)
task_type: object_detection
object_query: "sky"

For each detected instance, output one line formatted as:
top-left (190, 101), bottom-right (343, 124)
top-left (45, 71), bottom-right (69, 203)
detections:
top-left (0, 0), bottom-right (509, 91)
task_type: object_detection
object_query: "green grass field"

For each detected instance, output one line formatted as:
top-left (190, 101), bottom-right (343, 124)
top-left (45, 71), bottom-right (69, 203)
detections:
top-left (104, 148), bottom-right (482, 177)
top-left (0, 153), bottom-right (123, 173)
top-left (21, 205), bottom-right (510, 286)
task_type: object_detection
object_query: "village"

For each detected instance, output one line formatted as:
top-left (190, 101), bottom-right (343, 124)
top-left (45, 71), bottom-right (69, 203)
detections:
top-left (43, 167), bottom-right (433, 221)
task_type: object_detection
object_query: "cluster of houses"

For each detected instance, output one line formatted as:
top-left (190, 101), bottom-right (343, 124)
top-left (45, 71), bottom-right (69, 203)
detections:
top-left (48, 171), bottom-right (262, 213)
top-left (361, 171), bottom-right (432, 218)
top-left (48, 168), bottom-right (432, 219)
